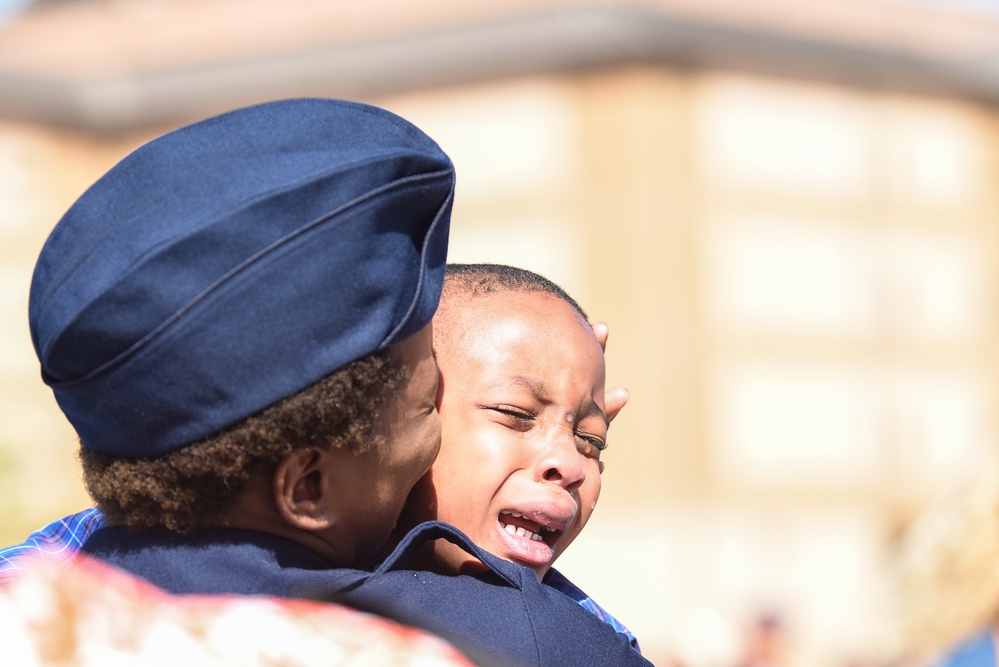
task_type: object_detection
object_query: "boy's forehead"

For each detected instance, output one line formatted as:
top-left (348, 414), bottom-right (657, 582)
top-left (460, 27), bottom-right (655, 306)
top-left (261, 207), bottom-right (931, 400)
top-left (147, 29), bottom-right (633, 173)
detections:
top-left (441, 290), bottom-right (599, 365)
top-left (445, 289), bottom-right (582, 336)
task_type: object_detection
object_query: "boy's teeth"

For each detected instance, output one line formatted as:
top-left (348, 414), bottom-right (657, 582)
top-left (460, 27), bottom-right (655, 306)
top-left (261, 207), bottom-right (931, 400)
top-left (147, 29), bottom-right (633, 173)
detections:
top-left (503, 522), bottom-right (543, 542)
top-left (499, 510), bottom-right (557, 541)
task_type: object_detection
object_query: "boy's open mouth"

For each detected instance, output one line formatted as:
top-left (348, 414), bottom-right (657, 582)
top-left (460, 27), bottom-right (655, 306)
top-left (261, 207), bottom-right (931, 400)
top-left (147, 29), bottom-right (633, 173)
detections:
top-left (498, 509), bottom-right (564, 548)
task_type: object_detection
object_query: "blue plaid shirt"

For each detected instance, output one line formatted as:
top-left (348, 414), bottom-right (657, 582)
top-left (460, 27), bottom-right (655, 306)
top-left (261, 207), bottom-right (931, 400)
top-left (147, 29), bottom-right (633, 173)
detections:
top-left (0, 508), bottom-right (106, 586)
top-left (0, 509), bottom-right (641, 652)
top-left (544, 568), bottom-right (641, 652)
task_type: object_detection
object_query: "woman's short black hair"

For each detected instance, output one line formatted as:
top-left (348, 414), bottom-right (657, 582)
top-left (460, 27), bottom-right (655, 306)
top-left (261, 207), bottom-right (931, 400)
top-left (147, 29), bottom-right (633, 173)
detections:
top-left (80, 349), bottom-right (408, 534)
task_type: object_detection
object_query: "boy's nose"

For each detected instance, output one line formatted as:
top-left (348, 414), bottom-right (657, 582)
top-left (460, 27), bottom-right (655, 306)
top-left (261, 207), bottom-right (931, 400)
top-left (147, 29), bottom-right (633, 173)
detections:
top-left (536, 429), bottom-right (586, 491)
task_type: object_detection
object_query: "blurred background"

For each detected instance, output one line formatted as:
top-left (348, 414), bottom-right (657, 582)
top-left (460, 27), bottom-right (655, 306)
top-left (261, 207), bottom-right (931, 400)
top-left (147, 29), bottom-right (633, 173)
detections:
top-left (1, 1), bottom-right (998, 665)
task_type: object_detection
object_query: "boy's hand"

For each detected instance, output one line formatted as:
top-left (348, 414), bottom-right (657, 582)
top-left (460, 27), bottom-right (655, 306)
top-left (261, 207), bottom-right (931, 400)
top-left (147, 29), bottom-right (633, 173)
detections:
top-left (591, 322), bottom-right (630, 424)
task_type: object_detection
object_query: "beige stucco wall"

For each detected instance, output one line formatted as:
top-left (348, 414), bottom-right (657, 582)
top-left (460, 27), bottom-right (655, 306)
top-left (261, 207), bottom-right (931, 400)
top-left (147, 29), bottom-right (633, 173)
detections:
top-left (2, 61), bottom-right (998, 665)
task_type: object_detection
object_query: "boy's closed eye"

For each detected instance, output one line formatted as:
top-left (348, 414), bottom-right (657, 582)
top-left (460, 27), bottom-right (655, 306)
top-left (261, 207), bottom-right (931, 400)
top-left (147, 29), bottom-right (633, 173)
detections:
top-left (485, 405), bottom-right (535, 431)
top-left (485, 403), bottom-right (606, 459)
top-left (574, 432), bottom-right (605, 459)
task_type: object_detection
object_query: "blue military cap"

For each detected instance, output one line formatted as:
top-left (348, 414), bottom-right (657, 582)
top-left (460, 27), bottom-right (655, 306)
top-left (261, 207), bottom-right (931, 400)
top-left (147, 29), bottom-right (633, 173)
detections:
top-left (29, 98), bottom-right (454, 458)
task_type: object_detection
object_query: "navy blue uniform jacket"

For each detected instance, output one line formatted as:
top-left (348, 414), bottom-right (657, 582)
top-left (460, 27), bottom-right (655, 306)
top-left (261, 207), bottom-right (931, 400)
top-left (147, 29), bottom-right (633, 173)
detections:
top-left (82, 521), bottom-right (652, 667)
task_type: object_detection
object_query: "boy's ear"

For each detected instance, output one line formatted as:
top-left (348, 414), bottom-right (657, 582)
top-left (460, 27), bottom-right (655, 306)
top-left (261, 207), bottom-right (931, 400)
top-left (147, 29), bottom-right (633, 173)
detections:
top-left (273, 447), bottom-right (334, 531)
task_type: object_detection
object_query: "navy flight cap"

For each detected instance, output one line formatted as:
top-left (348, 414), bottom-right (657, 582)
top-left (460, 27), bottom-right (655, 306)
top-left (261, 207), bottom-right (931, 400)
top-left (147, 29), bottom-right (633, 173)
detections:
top-left (29, 98), bottom-right (454, 458)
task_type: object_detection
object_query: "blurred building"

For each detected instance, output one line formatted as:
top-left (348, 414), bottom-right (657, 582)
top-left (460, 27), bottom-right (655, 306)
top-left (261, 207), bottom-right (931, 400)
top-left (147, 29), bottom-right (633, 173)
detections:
top-left (1, 1), bottom-right (998, 665)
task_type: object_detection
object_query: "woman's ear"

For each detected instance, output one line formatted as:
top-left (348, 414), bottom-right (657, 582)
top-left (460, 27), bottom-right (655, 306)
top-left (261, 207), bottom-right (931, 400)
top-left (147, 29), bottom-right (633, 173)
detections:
top-left (273, 447), bottom-right (334, 531)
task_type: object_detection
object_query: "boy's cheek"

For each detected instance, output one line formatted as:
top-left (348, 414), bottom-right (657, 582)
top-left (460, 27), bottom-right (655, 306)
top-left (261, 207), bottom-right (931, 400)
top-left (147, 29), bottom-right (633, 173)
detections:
top-left (581, 473), bottom-right (602, 517)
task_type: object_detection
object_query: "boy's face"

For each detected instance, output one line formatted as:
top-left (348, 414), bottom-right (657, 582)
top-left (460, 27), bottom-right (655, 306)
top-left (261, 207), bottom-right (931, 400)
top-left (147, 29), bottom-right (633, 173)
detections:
top-left (412, 290), bottom-right (607, 579)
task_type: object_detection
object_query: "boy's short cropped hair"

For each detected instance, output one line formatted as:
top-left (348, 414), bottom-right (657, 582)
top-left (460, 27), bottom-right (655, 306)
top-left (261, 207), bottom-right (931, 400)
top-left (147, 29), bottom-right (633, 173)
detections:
top-left (441, 264), bottom-right (588, 320)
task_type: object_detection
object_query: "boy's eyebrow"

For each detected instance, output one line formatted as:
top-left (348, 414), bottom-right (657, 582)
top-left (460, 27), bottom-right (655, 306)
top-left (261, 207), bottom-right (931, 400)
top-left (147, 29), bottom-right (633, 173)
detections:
top-left (574, 394), bottom-right (607, 427)
top-left (583, 399), bottom-right (608, 426)
top-left (503, 375), bottom-right (545, 395)
top-left (485, 375), bottom-right (547, 400)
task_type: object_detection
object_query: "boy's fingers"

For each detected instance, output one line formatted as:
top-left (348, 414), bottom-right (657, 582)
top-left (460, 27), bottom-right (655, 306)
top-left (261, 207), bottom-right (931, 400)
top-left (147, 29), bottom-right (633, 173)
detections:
top-left (591, 321), bottom-right (610, 351)
top-left (594, 321), bottom-right (627, 422)
top-left (605, 387), bottom-right (629, 424)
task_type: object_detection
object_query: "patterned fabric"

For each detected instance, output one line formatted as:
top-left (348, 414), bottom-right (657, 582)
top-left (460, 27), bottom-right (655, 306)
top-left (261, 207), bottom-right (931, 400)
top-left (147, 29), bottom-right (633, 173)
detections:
top-left (1, 510), bottom-right (643, 655)
top-left (545, 568), bottom-right (642, 653)
top-left (0, 508), bottom-right (105, 586)
top-left (2, 551), bottom-right (475, 666)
